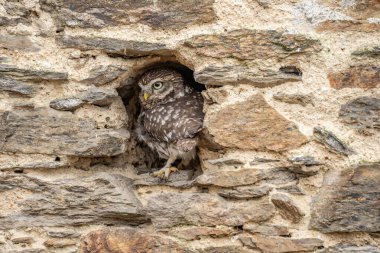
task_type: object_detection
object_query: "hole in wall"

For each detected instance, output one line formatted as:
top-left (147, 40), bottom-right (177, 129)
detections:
top-left (117, 61), bottom-right (205, 176)
top-left (279, 66), bottom-right (302, 76)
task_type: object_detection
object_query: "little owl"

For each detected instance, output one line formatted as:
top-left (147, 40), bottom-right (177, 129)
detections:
top-left (136, 67), bottom-right (204, 178)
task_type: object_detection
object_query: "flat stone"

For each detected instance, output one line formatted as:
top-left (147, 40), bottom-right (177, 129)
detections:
top-left (273, 93), bottom-right (314, 107)
top-left (194, 64), bottom-right (301, 87)
top-left (82, 65), bottom-right (125, 86)
top-left (352, 46), bottom-right (380, 58)
top-left (169, 226), bottom-right (237, 241)
top-left (144, 193), bottom-right (275, 228)
top-left (58, 35), bottom-right (172, 57)
top-left (200, 246), bottom-right (251, 253)
top-left (277, 185), bottom-right (305, 195)
top-left (321, 244), bottom-right (380, 253)
top-left (320, 0), bottom-right (380, 20)
top-left (328, 65), bottom-right (379, 89)
top-left (0, 64), bottom-right (68, 82)
top-left (183, 29), bottom-right (321, 60)
top-left (0, 154), bottom-right (69, 170)
top-left (217, 185), bottom-right (272, 199)
top-left (245, 235), bottom-right (324, 253)
top-left (0, 173), bottom-right (148, 229)
top-left (0, 77), bottom-right (35, 96)
top-left (80, 87), bottom-right (119, 106)
top-left (317, 20), bottom-right (380, 32)
top-left (80, 228), bottom-right (195, 253)
top-left (44, 238), bottom-right (77, 248)
top-left (243, 224), bottom-right (290, 236)
top-left (313, 127), bottom-right (355, 156)
top-left (49, 98), bottom-right (84, 111)
top-left (271, 193), bottom-right (305, 223)
top-left (287, 156), bottom-right (323, 175)
top-left (205, 94), bottom-right (308, 151)
top-left (42, 0), bottom-right (216, 30)
top-left (134, 170), bottom-right (194, 188)
top-left (206, 157), bottom-right (245, 166)
top-left (310, 162), bottom-right (380, 233)
top-left (0, 35), bottom-right (39, 52)
top-left (0, 109), bottom-right (129, 157)
top-left (339, 96), bottom-right (380, 130)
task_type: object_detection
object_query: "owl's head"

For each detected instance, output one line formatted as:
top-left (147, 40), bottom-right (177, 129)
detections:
top-left (137, 68), bottom-right (186, 109)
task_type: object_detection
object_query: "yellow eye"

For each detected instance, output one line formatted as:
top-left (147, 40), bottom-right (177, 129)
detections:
top-left (153, 82), bottom-right (163, 90)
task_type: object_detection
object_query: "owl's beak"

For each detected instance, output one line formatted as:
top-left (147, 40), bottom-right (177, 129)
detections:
top-left (143, 93), bottom-right (150, 101)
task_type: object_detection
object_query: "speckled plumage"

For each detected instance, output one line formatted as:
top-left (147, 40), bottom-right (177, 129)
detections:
top-left (136, 68), bottom-right (204, 178)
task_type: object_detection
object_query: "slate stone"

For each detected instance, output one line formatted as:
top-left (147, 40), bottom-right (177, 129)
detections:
top-left (321, 244), bottom-right (380, 253)
top-left (328, 65), bottom-right (379, 89)
top-left (41, 0), bottom-right (216, 30)
top-left (183, 29), bottom-right (321, 60)
top-left (339, 96), bottom-right (380, 130)
top-left (0, 64), bottom-right (68, 81)
top-left (271, 193), bottom-right (305, 223)
top-left (0, 35), bottom-right (39, 52)
top-left (80, 228), bottom-right (196, 253)
top-left (313, 127), bottom-right (355, 156)
top-left (0, 77), bottom-right (35, 96)
top-left (82, 65), bottom-right (125, 86)
top-left (0, 173), bottom-right (148, 229)
top-left (194, 64), bottom-right (302, 87)
top-left (134, 170), bottom-right (194, 188)
top-left (58, 35), bottom-right (172, 57)
top-left (217, 185), bottom-right (272, 199)
top-left (273, 93), bottom-right (314, 106)
top-left (144, 193), bottom-right (275, 228)
top-left (169, 226), bottom-right (237, 241)
top-left (205, 94), bottom-right (307, 151)
top-left (310, 163), bottom-right (380, 233)
top-left (243, 224), bottom-right (290, 236)
top-left (352, 46), bottom-right (380, 58)
top-left (317, 20), bottom-right (380, 33)
top-left (49, 98), bottom-right (84, 111)
top-left (0, 109), bottom-right (129, 157)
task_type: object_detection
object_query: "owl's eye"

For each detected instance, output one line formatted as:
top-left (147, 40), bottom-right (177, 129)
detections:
top-left (152, 82), bottom-right (163, 90)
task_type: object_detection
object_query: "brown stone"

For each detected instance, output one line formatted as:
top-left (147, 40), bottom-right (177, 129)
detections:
top-left (169, 226), bottom-right (237, 241)
top-left (42, 0), bottom-right (216, 30)
top-left (328, 66), bottom-right (380, 89)
top-left (310, 162), bottom-right (380, 233)
top-left (217, 185), bottom-right (272, 199)
top-left (339, 96), bottom-right (380, 130)
top-left (134, 170), bottom-right (195, 188)
top-left (144, 193), bottom-right (275, 228)
top-left (271, 193), bottom-right (305, 223)
top-left (183, 29), bottom-right (321, 60)
top-left (321, 244), bottom-right (380, 253)
top-left (243, 224), bottom-right (290, 236)
top-left (0, 109), bottom-right (129, 157)
top-left (245, 235), bottom-right (324, 253)
top-left (317, 20), bottom-right (380, 32)
top-left (273, 93), bottom-right (314, 106)
top-left (205, 94), bottom-right (308, 151)
top-left (43, 238), bottom-right (76, 248)
top-left (80, 228), bottom-right (195, 253)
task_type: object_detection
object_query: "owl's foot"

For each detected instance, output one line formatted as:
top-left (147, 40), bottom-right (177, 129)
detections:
top-left (153, 166), bottom-right (178, 179)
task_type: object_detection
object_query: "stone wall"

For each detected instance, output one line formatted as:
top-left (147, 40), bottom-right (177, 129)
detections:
top-left (0, 0), bottom-right (379, 252)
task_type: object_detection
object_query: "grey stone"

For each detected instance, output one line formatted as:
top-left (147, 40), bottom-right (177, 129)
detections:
top-left (144, 193), bottom-right (275, 228)
top-left (0, 109), bottom-right (129, 157)
top-left (82, 65), bottom-right (125, 86)
top-left (0, 173), bottom-right (148, 229)
top-left (289, 156), bottom-right (323, 166)
top-left (0, 35), bottom-right (39, 52)
top-left (206, 157), bottom-right (245, 166)
top-left (217, 185), bottom-right (272, 199)
top-left (277, 185), bottom-right (305, 195)
top-left (339, 96), bottom-right (380, 130)
top-left (321, 244), bottom-right (380, 253)
top-left (49, 98), bottom-right (84, 111)
top-left (310, 163), bottom-right (380, 233)
top-left (0, 154), bottom-right (70, 170)
top-left (134, 170), bottom-right (195, 188)
top-left (0, 64), bottom-right (68, 81)
top-left (41, 0), bottom-right (216, 30)
top-left (313, 127), bottom-right (355, 156)
top-left (273, 93), bottom-right (314, 106)
top-left (352, 46), bottom-right (380, 58)
top-left (194, 64), bottom-right (301, 87)
top-left (0, 77), bottom-right (35, 96)
top-left (58, 35), bottom-right (171, 57)
top-left (243, 224), bottom-right (290, 236)
top-left (271, 193), bottom-right (305, 223)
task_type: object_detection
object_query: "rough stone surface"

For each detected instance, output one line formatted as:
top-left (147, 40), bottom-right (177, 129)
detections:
top-left (82, 65), bottom-right (126, 86)
top-left (80, 228), bottom-right (194, 253)
top-left (0, 64), bottom-right (68, 81)
top-left (321, 244), bottom-right (380, 253)
top-left (243, 224), bottom-right (290, 236)
top-left (0, 109), bottom-right (129, 156)
top-left (169, 226), bottom-right (237, 241)
top-left (0, 77), bottom-right (35, 96)
top-left (313, 127), bottom-right (355, 156)
top-left (58, 35), bottom-right (172, 57)
top-left (217, 185), bottom-right (272, 199)
top-left (352, 46), bottom-right (380, 58)
top-left (310, 163), bottom-right (380, 233)
top-left (328, 66), bottom-right (380, 89)
top-left (42, 0), bottom-right (216, 30)
top-left (0, 173), bottom-right (148, 229)
top-left (273, 93), bottom-right (314, 106)
top-left (206, 94), bottom-right (307, 151)
top-left (0, 35), bottom-right (39, 52)
top-left (184, 29), bottom-right (321, 60)
top-left (145, 193), bottom-right (275, 228)
top-left (271, 193), bottom-right (305, 223)
top-left (339, 96), bottom-right (380, 130)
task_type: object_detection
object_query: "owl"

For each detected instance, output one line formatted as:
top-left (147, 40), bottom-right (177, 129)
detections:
top-left (136, 67), bottom-right (204, 179)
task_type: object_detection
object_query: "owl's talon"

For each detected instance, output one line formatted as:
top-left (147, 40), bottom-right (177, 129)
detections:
top-left (153, 166), bottom-right (177, 179)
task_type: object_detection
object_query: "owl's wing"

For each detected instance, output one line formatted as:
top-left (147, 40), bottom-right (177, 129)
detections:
top-left (143, 93), bottom-right (204, 143)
